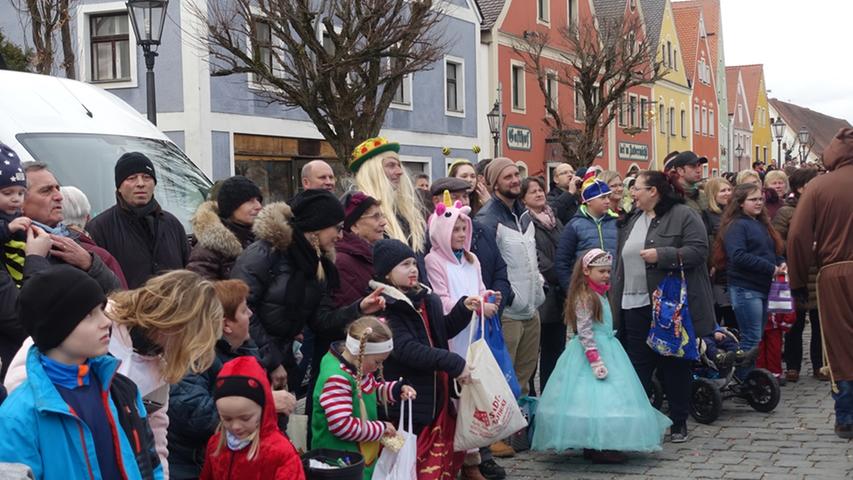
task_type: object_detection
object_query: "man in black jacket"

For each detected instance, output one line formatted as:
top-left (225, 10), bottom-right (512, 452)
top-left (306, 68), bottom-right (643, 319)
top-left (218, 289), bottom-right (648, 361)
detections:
top-left (87, 152), bottom-right (189, 288)
top-left (547, 163), bottom-right (581, 224)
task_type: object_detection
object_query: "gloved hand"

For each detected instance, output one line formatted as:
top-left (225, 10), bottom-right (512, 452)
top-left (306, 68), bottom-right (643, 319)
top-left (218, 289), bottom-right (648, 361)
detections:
top-left (590, 360), bottom-right (608, 380)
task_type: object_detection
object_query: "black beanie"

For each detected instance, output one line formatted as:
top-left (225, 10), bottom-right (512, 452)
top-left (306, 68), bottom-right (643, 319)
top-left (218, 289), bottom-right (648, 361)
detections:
top-left (115, 152), bottom-right (157, 188)
top-left (217, 176), bottom-right (263, 219)
top-left (373, 239), bottom-right (416, 280)
top-left (214, 375), bottom-right (266, 407)
top-left (290, 189), bottom-right (345, 232)
top-left (19, 265), bottom-right (107, 352)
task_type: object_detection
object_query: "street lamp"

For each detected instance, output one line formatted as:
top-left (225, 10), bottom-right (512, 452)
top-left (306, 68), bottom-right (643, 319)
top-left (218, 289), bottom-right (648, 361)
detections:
top-left (127, 0), bottom-right (169, 125)
top-left (771, 117), bottom-right (786, 167)
top-left (797, 126), bottom-right (811, 165)
top-left (735, 143), bottom-right (744, 171)
top-left (487, 101), bottom-right (504, 157)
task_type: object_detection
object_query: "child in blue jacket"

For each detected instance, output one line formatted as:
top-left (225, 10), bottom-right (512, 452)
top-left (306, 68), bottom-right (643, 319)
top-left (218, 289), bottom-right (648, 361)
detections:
top-left (0, 265), bottom-right (162, 480)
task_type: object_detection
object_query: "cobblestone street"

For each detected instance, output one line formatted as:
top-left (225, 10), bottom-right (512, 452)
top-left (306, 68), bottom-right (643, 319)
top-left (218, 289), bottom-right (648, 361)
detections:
top-left (504, 331), bottom-right (853, 479)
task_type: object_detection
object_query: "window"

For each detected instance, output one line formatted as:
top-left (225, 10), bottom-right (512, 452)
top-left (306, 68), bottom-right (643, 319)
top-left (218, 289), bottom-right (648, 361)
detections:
top-left (511, 63), bottom-right (525, 111)
top-left (538, 0), bottom-right (550, 23)
top-left (755, 146), bottom-right (759, 161)
top-left (640, 98), bottom-right (648, 129)
top-left (694, 105), bottom-right (701, 133)
top-left (738, 104), bottom-right (743, 123)
top-left (763, 147), bottom-right (767, 162)
top-left (445, 58), bottom-right (464, 114)
top-left (628, 95), bottom-right (637, 127)
top-left (573, 83), bottom-right (598, 120)
top-left (681, 109), bottom-right (687, 137)
top-left (666, 41), bottom-right (672, 67)
top-left (545, 71), bottom-right (558, 111)
top-left (673, 49), bottom-right (678, 71)
top-left (391, 73), bottom-right (412, 108)
top-left (568, 0), bottom-right (578, 30)
top-left (90, 13), bottom-right (130, 82)
top-left (619, 95), bottom-right (627, 126)
top-left (659, 104), bottom-right (666, 133)
top-left (701, 107), bottom-right (707, 135)
top-left (627, 31), bottom-right (636, 56)
top-left (669, 107), bottom-right (675, 136)
top-left (252, 18), bottom-right (274, 72)
top-left (709, 110), bottom-right (715, 136)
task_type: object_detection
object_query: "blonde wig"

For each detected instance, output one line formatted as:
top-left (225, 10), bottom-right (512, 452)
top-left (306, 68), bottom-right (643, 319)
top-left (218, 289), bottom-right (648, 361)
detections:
top-left (109, 270), bottom-right (224, 384)
top-left (705, 177), bottom-right (733, 214)
top-left (355, 151), bottom-right (426, 252)
top-left (735, 169), bottom-right (762, 186)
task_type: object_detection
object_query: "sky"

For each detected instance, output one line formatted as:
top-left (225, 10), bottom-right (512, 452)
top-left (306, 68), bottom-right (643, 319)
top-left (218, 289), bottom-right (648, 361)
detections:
top-left (719, 0), bottom-right (853, 124)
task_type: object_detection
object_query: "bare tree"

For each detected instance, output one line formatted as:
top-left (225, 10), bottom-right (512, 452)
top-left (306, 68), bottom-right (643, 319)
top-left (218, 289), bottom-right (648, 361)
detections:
top-left (515, 15), bottom-right (666, 168)
top-left (13, 0), bottom-right (76, 77)
top-left (197, 0), bottom-right (448, 164)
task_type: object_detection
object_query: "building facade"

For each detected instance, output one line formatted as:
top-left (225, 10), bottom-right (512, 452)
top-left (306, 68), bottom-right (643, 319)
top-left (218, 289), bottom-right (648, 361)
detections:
top-left (726, 67), bottom-right (753, 172)
top-left (734, 64), bottom-right (772, 167)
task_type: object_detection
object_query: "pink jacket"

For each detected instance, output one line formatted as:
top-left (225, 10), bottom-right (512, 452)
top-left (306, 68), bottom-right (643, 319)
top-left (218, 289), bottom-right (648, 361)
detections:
top-left (425, 201), bottom-right (486, 314)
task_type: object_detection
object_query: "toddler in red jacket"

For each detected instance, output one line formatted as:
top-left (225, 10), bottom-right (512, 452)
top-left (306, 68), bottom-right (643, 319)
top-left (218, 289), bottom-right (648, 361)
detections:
top-left (201, 356), bottom-right (304, 479)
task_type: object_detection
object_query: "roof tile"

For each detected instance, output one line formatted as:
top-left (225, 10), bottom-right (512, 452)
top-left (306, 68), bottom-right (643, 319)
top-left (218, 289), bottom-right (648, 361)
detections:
top-left (769, 98), bottom-right (853, 156)
top-left (476, 0), bottom-right (506, 30)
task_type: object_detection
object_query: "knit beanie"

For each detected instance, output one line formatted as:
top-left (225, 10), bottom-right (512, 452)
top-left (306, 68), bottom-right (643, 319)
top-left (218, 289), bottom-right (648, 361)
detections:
top-left (19, 265), bottom-right (107, 352)
top-left (290, 189), bottom-right (345, 232)
top-left (0, 143), bottom-right (27, 190)
top-left (373, 238), bottom-right (416, 280)
top-left (115, 152), bottom-right (157, 188)
top-left (217, 176), bottom-right (263, 220)
top-left (484, 157), bottom-right (516, 190)
top-left (214, 374), bottom-right (266, 407)
top-left (341, 191), bottom-right (379, 231)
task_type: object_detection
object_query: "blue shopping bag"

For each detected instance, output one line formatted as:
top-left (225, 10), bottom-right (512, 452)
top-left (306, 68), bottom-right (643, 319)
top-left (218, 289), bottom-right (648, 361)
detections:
top-left (646, 264), bottom-right (700, 361)
top-left (476, 311), bottom-right (521, 399)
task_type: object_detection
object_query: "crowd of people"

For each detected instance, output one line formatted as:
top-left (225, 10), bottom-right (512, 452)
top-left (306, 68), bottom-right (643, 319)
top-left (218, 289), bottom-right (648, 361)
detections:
top-left (0, 127), bottom-right (850, 480)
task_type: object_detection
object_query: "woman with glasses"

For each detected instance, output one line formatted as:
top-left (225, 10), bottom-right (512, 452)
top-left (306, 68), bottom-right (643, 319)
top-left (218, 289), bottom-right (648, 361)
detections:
top-left (610, 170), bottom-right (716, 444)
top-left (334, 192), bottom-right (388, 308)
top-left (712, 183), bottom-right (786, 379)
top-left (599, 170), bottom-right (627, 219)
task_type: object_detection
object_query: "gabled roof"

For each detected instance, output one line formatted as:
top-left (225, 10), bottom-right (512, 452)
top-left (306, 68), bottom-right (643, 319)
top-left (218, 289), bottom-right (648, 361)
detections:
top-left (476, 0), bottom-right (506, 30)
top-left (640, 0), bottom-right (666, 46)
top-left (673, 0), bottom-right (721, 66)
top-left (769, 98), bottom-right (853, 156)
top-left (672, 4), bottom-right (701, 82)
top-left (725, 67), bottom-right (740, 114)
top-left (592, 0), bottom-right (627, 21)
top-left (733, 64), bottom-right (765, 115)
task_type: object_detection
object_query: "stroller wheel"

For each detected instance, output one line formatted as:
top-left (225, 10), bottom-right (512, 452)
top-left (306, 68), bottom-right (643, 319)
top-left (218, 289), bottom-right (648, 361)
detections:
top-left (648, 375), bottom-right (665, 410)
top-left (744, 368), bottom-right (781, 412)
top-left (690, 377), bottom-right (722, 424)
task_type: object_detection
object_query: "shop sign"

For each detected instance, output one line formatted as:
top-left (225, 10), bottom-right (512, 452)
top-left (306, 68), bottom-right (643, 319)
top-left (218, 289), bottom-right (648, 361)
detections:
top-left (618, 142), bottom-right (649, 161)
top-left (507, 126), bottom-right (532, 151)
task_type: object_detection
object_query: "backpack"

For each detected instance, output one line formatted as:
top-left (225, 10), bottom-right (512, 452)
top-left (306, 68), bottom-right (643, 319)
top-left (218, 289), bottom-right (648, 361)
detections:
top-left (109, 373), bottom-right (161, 480)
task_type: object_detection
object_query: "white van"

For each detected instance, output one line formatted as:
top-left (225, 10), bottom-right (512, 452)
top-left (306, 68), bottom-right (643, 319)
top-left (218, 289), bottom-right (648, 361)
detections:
top-left (0, 70), bottom-right (211, 228)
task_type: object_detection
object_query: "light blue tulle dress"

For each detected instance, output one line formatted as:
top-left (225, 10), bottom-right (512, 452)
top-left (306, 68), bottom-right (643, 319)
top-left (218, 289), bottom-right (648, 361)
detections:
top-left (532, 294), bottom-right (672, 452)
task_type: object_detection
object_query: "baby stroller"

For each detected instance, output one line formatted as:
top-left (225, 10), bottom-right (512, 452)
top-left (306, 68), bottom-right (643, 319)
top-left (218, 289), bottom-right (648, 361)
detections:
top-left (688, 331), bottom-right (781, 424)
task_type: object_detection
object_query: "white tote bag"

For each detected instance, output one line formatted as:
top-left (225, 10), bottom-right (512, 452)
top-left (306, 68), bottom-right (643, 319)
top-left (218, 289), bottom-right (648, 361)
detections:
top-left (373, 398), bottom-right (417, 480)
top-left (453, 308), bottom-right (527, 451)
top-left (285, 414), bottom-right (309, 454)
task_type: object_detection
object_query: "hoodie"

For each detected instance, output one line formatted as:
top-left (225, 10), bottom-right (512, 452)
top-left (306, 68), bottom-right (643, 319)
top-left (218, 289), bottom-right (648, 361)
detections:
top-left (200, 356), bottom-right (304, 480)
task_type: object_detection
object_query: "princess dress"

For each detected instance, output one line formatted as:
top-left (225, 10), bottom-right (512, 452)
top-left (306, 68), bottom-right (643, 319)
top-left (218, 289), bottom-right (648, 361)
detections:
top-left (531, 294), bottom-right (672, 452)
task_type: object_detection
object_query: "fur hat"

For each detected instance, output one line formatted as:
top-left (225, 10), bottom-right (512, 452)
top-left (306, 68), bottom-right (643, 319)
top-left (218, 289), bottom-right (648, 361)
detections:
top-left (349, 137), bottom-right (400, 174)
top-left (217, 176), bottom-right (263, 220)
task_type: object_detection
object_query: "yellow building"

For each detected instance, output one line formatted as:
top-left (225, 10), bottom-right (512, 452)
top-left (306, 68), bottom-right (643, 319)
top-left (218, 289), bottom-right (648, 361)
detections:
top-left (643, 0), bottom-right (692, 169)
top-left (734, 64), bottom-right (772, 165)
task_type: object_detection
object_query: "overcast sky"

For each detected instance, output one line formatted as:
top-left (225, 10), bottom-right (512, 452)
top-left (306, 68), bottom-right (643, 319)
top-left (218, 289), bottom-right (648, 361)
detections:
top-left (719, 0), bottom-right (853, 124)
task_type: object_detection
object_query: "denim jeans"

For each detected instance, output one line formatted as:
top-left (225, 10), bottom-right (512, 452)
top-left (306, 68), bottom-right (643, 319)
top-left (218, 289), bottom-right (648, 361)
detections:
top-left (730, 285), bottom-right (768, 378)
top-left (834, 380), bottom-right (853, 426)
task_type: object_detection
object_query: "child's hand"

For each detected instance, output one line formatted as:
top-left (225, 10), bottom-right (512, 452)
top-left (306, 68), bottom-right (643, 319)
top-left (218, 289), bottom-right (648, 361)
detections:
top-left (482, 302), bottom-right (498, 319)
top-left (383, 422), bottom-right (398, 437)
top-left (400, 385), bottom-right (417, 400)
top-left (456, 364), bottom-right (474, 385)
top-left (8, 216), bottom-right (31, 234)
top-left (272, 390), bottom-right (296, 415)
top-left (25, 225), bottom-right (52, 257)
top-left (590, 360), bottom-right (608, 380)
top-left (463, 295), bottom-right (483, 312)
top-left (714, 332), bottom-right (725, 342)
top-left (270, 365), bottom-right (288, 390)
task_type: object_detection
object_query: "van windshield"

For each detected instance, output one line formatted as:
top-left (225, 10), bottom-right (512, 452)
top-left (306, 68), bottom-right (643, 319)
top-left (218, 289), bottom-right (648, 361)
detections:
top-left (16, 133), bottom-right (210, 230)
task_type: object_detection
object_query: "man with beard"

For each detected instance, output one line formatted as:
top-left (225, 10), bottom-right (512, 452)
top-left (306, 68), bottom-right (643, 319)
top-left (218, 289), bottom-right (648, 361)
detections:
top-left (87, 152), bottom-right (189, 288)
top-left (664, 151), bottom-right (709, 213)
top-left (475, 158), bottom-right (545, 459)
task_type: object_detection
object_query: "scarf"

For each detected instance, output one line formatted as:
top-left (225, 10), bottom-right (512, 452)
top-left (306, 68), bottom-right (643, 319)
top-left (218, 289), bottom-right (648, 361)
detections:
top-left (117, 192), bottom-right (162, 244)
top-left (222, 218), bottom-right (255, 248)
top-left (587, 278), bottom-right (610, 296)
top-left (31, 220), bottom-right (72, 237)
top-left (529, 204), bottom-right (557, 230)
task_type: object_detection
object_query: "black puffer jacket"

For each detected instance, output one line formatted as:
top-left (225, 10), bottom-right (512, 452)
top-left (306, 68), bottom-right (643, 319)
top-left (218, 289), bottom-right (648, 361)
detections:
top-left (230, 202), bottom-right (360, 372)
top-left (187, 201), bottom-right (254, 280)
top-left (373, 281), bottom-right (472, 433)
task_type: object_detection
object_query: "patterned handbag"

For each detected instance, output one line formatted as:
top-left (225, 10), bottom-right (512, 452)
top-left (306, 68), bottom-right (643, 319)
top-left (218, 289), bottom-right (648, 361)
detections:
top-left (647, 265), bottom-right (700, 361)
top-left (767, 274), bottom-right (795, 313)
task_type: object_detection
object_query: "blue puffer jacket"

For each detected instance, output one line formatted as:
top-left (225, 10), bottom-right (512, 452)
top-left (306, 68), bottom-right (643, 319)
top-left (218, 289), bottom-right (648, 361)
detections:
top-left (555, 205), bottom-right (619, 290)
top-left (0, 347), bottom-right (163, 480)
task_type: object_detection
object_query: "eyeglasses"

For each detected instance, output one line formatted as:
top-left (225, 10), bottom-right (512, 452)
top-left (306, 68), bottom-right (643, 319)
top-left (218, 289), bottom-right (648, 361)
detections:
top-left (745, 197), bottom-right (764, 203)
top-left (630, 185), bottom-right (652, 192)
top-left (362, 212), bottom-right (387, 221)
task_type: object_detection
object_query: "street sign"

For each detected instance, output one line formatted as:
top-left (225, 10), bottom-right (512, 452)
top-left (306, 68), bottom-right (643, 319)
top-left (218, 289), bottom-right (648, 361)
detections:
top-left (507, 126), bottom-right (532, 151)
top-left (618, 142), bottom-right (649, 161)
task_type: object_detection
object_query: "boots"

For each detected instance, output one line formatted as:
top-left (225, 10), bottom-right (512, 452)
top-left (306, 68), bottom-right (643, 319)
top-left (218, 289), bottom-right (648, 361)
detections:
top-left (460, 465), bottom-right (488, 480)
top-left (488, 440), bottom-right (516, 458)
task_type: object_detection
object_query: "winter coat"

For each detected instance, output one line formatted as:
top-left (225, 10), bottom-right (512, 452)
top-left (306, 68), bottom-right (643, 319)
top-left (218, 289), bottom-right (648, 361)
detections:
top-left (682, 187), bottom-right (709, 213)
top-left (702, 209), bottom-right (728, 286)
top-left (610, 203), bottom-right (715, 338)
top-left (531, 214), bottom-right (565, 325)
top-left (554, 205), bottom-right (619, 291)
top-left (73, 229), bottom-right (129, 289)
top-left (764, 188), bottom-right (783, 219)
top-left (723, 216), bottom-right (782, 295)
top-left (230, 203), bottom-right (360, 373)
top-left (475, 197), bottom-right (545, 320)
top-left (187, 201), bottom-right (255, 281)
top-left (332, 231), bottom-right (374, 308)
top-left (0, 347), bottom-right (163, 480)
top-left (167, 339), bottom-right (260, 479)
top-left (87, 199), bottom-right (189, 289)
top-left (200, 357), bottom-right (304, 480)
top-left (546, 185), bottom-right (580, 225)
top-left (772, 196), bottom-right (817, 309)
top-left (372, 281), bottom-right (472, 432)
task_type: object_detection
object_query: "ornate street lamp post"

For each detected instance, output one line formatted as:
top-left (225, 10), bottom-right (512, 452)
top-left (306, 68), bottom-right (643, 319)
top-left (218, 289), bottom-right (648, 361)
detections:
top-left (127, 0), bottom-right (169, 125)
top-left (487, 101), bottom-right (504, 157)
top-left (735, 143), bottom-right (744, 171)
top-left (797, 127), bottom-right (811, 165)
top-left (771, 117), bottom-right (786, 168)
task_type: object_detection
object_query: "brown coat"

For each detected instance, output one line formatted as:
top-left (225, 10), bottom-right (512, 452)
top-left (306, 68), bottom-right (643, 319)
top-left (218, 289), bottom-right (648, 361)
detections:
top-left (772, 198), bottom-right (817, 310)
top-left (186, 201), bottom-right (254, 280)
top-left (788, 128), bottom-right (853, 380)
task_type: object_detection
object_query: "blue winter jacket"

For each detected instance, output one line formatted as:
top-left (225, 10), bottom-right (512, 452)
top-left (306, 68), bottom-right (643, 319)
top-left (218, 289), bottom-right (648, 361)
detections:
top-left (0, 347), bottom-right (163, 480)
top-left (555, 205), bottom-right (619, 291)
top-left (724, 216), bottom-right (783, 294)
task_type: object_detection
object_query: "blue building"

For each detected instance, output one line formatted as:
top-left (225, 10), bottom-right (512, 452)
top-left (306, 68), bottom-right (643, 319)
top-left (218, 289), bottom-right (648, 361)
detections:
top-left (0, 0), bottom-right (484, 200)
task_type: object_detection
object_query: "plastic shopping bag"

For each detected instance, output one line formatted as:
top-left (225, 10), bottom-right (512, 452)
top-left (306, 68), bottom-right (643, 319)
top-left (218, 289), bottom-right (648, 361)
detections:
top-left (768, 274), bottom-right (795, 313)
top-left (373, 399), bottom-right (417, 480)
top-left (476, 309), bottom-right (522, 399)
top-left (454, 309), bottom-right (528, 451)
top-left (285, 414), bottom-right (308, 454)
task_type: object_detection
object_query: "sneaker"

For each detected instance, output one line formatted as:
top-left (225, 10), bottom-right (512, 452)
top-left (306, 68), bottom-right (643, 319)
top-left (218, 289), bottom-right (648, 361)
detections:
top-left (460, 465), bottom-right (488, 480)
top-left (478, 459), bottom-right (507, 480)
top-left (785, 369), bottom-right (800, 382)
top-left (835, 424), bottom-right (853, 439)
top-left (488, 440), bottom-right (516, 458)
top-left (670, 422), bottom-right (689, 443)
